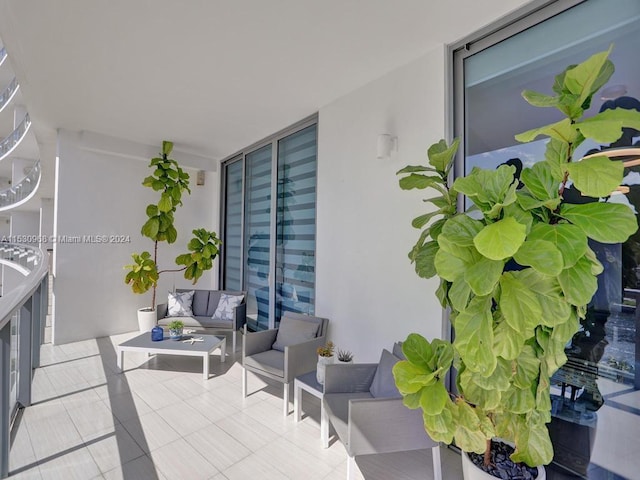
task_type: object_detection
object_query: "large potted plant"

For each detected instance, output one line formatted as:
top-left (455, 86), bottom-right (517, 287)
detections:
top-left (124, 141), bottom-right (221, 331)
top-left (393, 48), bottom-right (640, 479)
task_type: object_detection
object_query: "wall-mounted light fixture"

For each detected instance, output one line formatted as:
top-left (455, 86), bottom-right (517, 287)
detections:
top-left (376, 134), bottom-right (398, 159)
top-left (196, 170), bottom-right (205, 186)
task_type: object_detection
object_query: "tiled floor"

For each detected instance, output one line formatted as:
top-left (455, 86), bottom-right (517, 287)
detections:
top-left (8, 332), bottom-right (463, 480)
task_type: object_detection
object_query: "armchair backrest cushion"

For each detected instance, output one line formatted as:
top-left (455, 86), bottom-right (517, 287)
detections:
top-left (206, 290), bottom-right (246, 317)
top-left (392, 341), bottom-right (406, 360)
top-left (369, 349), bottom-right (402, 398)
top-left (272, 314), bottom-right (321, 352)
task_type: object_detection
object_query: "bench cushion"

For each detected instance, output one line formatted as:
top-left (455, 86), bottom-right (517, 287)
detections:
top-left (158, 315), bottom-right (232, 330)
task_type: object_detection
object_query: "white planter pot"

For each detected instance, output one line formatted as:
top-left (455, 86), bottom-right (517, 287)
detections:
top-left (137, 308), bottom-right (157, 333)
top-left (316, 355), bottom-right (334, 385)
top-left (461, 450), bottom-right (545, 480)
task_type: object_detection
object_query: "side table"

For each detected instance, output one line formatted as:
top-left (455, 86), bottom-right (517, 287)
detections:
top-left (294, 370), bottom-right (329, 447)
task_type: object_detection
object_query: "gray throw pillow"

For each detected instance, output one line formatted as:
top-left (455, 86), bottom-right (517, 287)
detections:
top-left (212, 294), bottom-right (245, 321)
top-left (272, 316), bottom-right (320, 352)
top-left (167, 290), bottom-right (195, 317)
top-left (369, 349), bottom-right (402, 398)
top-left (392, 341), bottom-right (406, 360)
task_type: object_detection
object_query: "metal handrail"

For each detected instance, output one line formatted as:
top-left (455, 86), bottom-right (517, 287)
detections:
top-left (0, 161), bottom-right (41, 212)
top-left (0, 48), bottom-right (6, 68)
top-left (0, 114), bottom-right (31, 162)
top-left (0, 78), bottom-right (18, 115)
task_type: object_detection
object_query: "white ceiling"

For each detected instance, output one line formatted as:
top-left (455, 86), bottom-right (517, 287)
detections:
top-left (0, 0), bottom-right (533, 163)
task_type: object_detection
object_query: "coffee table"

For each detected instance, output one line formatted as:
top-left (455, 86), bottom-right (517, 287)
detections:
top-left (116, 332), bottom-right (226, 380)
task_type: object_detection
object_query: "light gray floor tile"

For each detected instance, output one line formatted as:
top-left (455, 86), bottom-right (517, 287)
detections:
top-left (127, 382), bottom-right (182, 411)
top-left (68, 398), bottom-right (120, 441)
top-left (221, 453), bottom-right (291, 480)
top-left (156, 402), bottom-right (212, 437)
top-left (150, 438), bottom-right (219, 480)
top-left (214, 412), bottom-right (280, 452)
top-left (102, 391), bottom-right (154, 423)
top-left (85, 423), bottom-right (145, 473)
top-left (103, 454), bottom-right (165, 480)
top-left (121, 411), bottom-right (181, 453)
top-left (184, 424), bottom-right (251, 471)
top-left (36, 446), bottom-right (101, 480)
top-left (254, 436), bottom-right (334, 479)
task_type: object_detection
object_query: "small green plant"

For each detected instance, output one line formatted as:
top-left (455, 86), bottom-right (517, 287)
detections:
top-left (124, 141), bottom-right (221, 309)
top-left (337, 349), bottom-right (353, 362)
top-left (393, 47), bottom-right (640, 468)
top-left (167, 319), bottom-right (184, 330)
top-left (317, 341), bottom-right (334, 357)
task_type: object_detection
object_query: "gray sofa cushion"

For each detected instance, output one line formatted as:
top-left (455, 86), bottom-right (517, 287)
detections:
top-left (392, 342), bottom-right (406, 360)
top-left (207, 291), bottom-right (222, 317)
top-left (272, 316), bottom-right (320, 352)
top-left (158, 315), bottom-right (232, 330)
top-left (243, 350), bottom-right (285, 377)
top-left (191, 290), bottom-right (210, 317)
top-left (369, 349), bottom-right (402, 398)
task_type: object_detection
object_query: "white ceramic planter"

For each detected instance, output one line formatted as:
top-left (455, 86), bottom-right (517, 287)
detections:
top-left (461, 450), bottom-right (545, 480)
top-left (316, 355), bottom-right (334, 384)
top-left (137, 307), bottom-right (157, 333)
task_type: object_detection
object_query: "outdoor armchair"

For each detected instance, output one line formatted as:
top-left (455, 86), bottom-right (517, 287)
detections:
top-left (322, 349), bottom-right (442, 480)
top-left (242, 312), bottom-right (329, 416)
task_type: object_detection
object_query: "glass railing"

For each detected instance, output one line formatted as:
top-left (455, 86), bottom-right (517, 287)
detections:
top-left (0, 243), bottom-right (48, 478)
top-left (0, 78), bottom-right (18, 115)
top-left (0, 113), bottom-right (31, 162)
top-left (0, 161), bottom-right (41, 212)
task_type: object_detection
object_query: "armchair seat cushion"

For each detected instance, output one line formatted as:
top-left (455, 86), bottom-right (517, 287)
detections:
top-left (244, 350), bottom-right (285, 377)
top-left (158, 315), bottom-right (232, 330)
top-left (324, 392), bottom-right (373, 452)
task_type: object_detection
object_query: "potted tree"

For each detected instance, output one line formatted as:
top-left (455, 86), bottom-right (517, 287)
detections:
top-left (124, 141), bottom-right (221, 331)
top-left (393, 48), bottom-right (640, 479)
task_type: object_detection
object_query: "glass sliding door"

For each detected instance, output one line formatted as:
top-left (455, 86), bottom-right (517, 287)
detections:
top-left (220, 117), bottom-right (318, 330)
top-left (275, 125), bottom-right (317, 320)
top-left (222, 160), bottom-right (243, 291)
top-left (243, 145), bottom-right (273, 331)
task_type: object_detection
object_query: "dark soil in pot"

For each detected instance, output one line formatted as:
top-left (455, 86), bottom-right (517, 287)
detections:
top-left (468, 440), bottom-right (540, 479)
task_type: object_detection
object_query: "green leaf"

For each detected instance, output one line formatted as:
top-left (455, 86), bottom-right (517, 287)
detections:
top-left (515, 118), bottom-right (577, 144)
top-left (513, 346), bottom-right (540, 389)
top-left (504, 386), bottom-right (535, 414)
top-left (399, 174), bottom-right (444, 190)
top-left (393, 361), bottom-right (431, 394)
top-left (563, 47), bottom-right (612, 105)
top-left (521, 90), bottom-right (558, 108)
top-left (464, 257), bottom-right (503, 296)
top-left (454, 400), bottom-right (489, 454)
top-left (459, 370), bottom-right (503, 411)
top-left (474, 217), bottom-right (527, 260)
top-left (493, 321), bottom-right (525, 360)
top-left (499, 272), bottom-right (541, 337)
top-left (158, 193), bottom-right (173, 212)
top-left (454, 296), bottom-right (496, 376)
top-left (577, 107), bottom-right (640, 143)
top-left (448, 279), bottom-right (472, 312)
top-left (165, 225), bottom-right (178, 244)
top-left (141, 218), bottom-right (159, 239)
top-left (560, 202), bottom-right (638, 243)
top-left (502, 202), bottom-right (534, 233)
top-left (400, 333), bottom-right (434, 371)
top-left (454, 165), bottom-right (517, 218)
top-left (434, 248), bottom-right (466, 282)
top-left (145, 204), bottom-right (158, 217)
top-left (162, 140), bottom-right (173, 156)
top-left (419, 382), bottom-right (450, 415)
top-left (544, 138), bottom-right (569, 181)
top-left (566, 155), bottom-right (624, 198)
top-left (411, 210), bottom-right (442, 229)
top-left (424, 408), bottom-right (455, 444)
top-left (439, 214), bottom-right (483, 248)
top-left (511, 420), bottom-right (554, 467)
top-left (413, 241), bottom-right (439, 279)
top-left (427, 138), bottom-right (460, 173)
top-left (558, 256), bottom-right (598, 306)
top-left (513, 239), bottom-right (563, 276)
top-left (397, 165), bottom-right (438, 174)
top-left (527, 223), bottom-right (587, 268)
top-left (516, 269), bottom-right (571, 326)
top-left (520, 162), bottom-right (560, 207)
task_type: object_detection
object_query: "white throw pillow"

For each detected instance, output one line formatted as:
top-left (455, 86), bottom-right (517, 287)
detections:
top-left (167, 290), bottom-right (195, 316)
top-left (212, 293), bottom-right (244, 321)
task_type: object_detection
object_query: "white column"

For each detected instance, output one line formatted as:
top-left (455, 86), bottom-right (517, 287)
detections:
top-left (13, 105), bottom-right (26, 129)
top-left (40, 198), bottom-right (54, 249)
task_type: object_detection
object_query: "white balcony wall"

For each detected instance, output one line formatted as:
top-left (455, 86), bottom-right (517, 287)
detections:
top-left (3, 211), bottom-right (40, 294)
top-left (316, 46), bottom-right (447, 362)
top-left (53, 130), bottom-right (218, 344)
top-left (40, 197), bottom-right (54, 250)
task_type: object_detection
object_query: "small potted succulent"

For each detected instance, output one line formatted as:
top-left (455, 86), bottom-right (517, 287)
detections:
top-left (167, 319), bottom-right (184, 341)
top-left (316, 341), bottom-right (335, 384)
top-left (337, 349), bottom-right (353, 364)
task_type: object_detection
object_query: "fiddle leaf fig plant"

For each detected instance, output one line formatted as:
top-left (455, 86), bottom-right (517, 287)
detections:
top-left (125, 141), bottom-right (221, 309)
top-left (394, 47), bottom-right (640, 468)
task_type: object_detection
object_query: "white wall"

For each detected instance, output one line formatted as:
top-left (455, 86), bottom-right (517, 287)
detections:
top-left (316, 46), bottom-right (446, 362)
top-left (40, 198), bottom-right (54, 250)
top-left (53, 130), bottom-right (218, 344)
top-left (3, 211), bottom-right (40, 294)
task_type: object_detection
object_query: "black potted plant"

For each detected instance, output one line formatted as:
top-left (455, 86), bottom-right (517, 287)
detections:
top-left (393, 47), bottom-right (640, 479)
